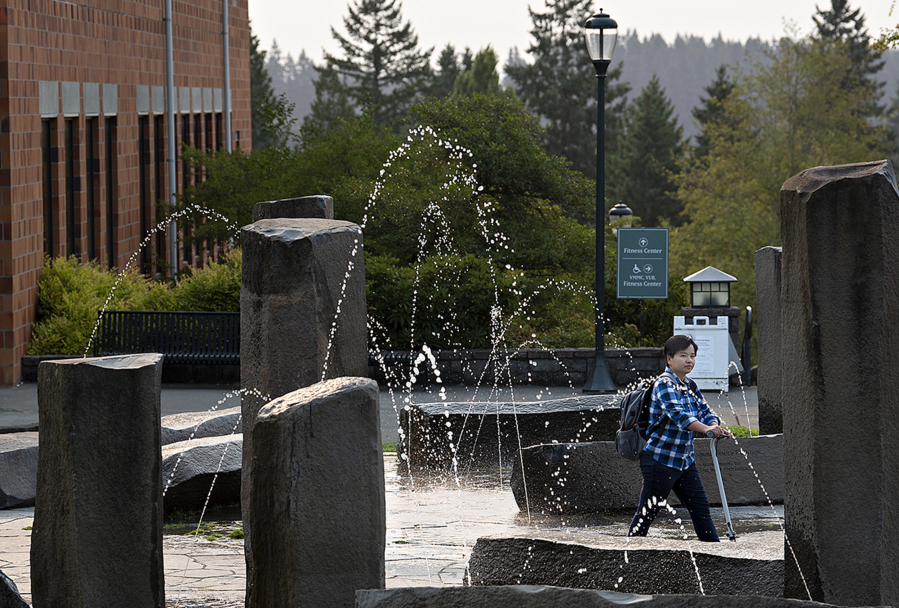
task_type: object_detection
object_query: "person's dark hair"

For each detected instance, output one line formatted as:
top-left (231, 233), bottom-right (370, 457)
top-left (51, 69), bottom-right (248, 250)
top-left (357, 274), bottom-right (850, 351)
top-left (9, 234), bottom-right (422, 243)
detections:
top-left (665, 335), bottom-right (698, 359)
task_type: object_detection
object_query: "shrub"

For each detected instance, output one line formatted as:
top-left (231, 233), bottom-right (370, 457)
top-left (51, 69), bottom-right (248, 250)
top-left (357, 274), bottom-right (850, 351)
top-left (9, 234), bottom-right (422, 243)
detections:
top-left (28, 252), bottom-right (240, 355)
top-left (172, 249), bottom-right (241, 312)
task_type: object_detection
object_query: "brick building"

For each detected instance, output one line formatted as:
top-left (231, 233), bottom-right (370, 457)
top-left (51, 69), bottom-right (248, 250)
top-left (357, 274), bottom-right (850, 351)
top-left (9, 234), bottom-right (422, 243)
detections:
top-left (0, 0), bottom-right (251, 384)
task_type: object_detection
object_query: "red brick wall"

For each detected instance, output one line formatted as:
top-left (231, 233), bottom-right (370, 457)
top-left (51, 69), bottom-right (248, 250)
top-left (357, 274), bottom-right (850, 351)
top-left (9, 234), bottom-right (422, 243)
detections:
top-left (0, 0), bottom-right (251, 384)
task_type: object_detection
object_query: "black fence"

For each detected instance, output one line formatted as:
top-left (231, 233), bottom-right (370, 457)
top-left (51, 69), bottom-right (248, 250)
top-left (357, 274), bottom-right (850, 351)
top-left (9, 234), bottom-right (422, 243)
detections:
top-left (93, 310), bottom-right (240, 365)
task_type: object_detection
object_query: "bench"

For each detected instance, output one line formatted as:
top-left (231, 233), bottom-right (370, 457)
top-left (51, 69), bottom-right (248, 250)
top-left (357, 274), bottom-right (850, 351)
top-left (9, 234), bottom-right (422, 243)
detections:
top-left (93, 310), bottom-right (240, 365)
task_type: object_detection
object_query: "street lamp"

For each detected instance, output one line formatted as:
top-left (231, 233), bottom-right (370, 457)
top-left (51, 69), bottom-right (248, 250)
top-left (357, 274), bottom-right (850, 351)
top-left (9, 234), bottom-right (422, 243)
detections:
top-left (609, 201), bottom-right (633, 236)
top-left (583, 9), bottom-right (618, 394)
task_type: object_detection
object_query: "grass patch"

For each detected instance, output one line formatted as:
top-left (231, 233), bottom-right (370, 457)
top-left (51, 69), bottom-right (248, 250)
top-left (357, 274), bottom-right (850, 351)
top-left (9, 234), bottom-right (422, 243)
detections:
top-left (725, 425), bottom-right (760, 437)
top-left (229, 528), bottom-right (244, 539)
top-left (383, 442), bottom-right (397, 453)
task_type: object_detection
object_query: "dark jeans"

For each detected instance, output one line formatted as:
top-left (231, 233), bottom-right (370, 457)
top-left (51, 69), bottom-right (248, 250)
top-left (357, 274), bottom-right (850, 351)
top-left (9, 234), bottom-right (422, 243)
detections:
top-left (628, 452), bottom-right (719, 542)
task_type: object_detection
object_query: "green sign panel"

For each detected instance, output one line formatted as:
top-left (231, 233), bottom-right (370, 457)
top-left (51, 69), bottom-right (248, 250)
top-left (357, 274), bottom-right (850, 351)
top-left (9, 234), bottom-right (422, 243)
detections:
top-left (617, 228), bottom-right (669, 299)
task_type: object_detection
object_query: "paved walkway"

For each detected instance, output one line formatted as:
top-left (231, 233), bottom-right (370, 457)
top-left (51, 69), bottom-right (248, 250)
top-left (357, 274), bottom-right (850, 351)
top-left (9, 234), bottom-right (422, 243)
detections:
top-left (0, 382), bottom-right (759, 443)
top-left (1, 452), bottom-right (781, 607)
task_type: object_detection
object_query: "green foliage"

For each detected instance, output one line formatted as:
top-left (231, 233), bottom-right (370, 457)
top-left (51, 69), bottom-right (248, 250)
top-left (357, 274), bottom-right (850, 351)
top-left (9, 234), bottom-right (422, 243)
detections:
top-left (672, 35), bottom-right (890, 319)
top-left (426, 44), bottom-right (462, 99)
top-left (366, 253), bottom-right (520, 350)
top-left (29, 253), bottom-right (242, 355)
top-left (409, 94), bottom-right (595, 275)
top-left (382, 442), bottom-right (397, 453)
top-left (691, 65), bottom-right (737, 159)
top-left (171, 249), bottom-right (242, 312)
top-left (176, 144), bottom-right (298, 244)
top-left (610, 74), bottom-right (684, 227)
top-left (250, 26), bottom-right (278, 150)
top-left (505, 0), bottom-right (627, 178)
top-left (326, 0), bottom-right (432, 125)
top-left (28, 256), bottom-right (177, 355)
top-left (725, 425), bottom-right (760, 437)
top-left (303, 63), bottom-right (356, 133)
top-left (453, 47), bottom-right (507, 97)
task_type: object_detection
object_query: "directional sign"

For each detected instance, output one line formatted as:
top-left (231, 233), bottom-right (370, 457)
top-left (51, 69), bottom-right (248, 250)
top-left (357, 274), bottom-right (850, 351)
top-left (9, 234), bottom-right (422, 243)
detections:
top-left (617, 228), bottom-right (669, 299)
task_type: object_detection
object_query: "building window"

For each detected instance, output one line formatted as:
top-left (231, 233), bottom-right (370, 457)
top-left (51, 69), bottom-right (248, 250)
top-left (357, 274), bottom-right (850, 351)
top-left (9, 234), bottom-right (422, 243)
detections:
top-left (105, 117), bottom-right (117, 269)
top-left (181, 114), bottom-right (193, 266)
top-left (86, 117), bottom-right (97, 260)
top-left (65, 118), bottom-right (78, 257)
top-left (215, 112), bottom-right (223, 151)
top-left (154, 115), bottom-right (166, 273)
top-left (205, 113), bottom-right (212, 152)
top-left (42, 120), bottom-right (54, 257)
top-left (138, 115), bottom-right (149, 271)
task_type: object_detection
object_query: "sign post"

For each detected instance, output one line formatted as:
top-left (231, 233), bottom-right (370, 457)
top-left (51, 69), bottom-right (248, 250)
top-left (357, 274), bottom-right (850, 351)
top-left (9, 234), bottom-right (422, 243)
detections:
top-left (617, 228), bottom-right (669, 299)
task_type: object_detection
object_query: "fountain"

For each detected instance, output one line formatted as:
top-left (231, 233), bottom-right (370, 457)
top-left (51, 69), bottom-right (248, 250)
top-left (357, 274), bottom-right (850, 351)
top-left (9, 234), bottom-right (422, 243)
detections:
top-left (13, 134), bottom-right (898, 607)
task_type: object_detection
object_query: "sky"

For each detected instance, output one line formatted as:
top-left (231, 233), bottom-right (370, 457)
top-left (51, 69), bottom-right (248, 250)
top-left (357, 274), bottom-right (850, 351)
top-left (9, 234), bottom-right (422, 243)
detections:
top-left (250, 0), bottom-right (898, 71)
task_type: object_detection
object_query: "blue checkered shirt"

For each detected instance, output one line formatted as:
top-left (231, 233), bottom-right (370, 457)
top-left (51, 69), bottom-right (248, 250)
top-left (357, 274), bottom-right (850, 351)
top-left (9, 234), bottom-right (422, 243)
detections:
top-left (643, 368), bottom-right (719, 470)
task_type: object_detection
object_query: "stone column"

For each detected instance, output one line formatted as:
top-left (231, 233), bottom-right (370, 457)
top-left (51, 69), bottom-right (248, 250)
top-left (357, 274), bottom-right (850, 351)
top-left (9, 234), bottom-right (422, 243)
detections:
top-left (248, 377), bottom-right (384, 608)
top-left (240, 218), bottom-right (368, 595)
top-left (780, 160), bottom-right (899, 606)
top-left (30, 354), bottom-right (164, 608)
top-left (754, 246), bottom-right (783, 434)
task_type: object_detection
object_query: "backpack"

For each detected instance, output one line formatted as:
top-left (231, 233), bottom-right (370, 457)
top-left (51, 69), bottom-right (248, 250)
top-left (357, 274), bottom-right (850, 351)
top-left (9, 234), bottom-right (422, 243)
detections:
top-left (614, 372), bottom-right (676, 461)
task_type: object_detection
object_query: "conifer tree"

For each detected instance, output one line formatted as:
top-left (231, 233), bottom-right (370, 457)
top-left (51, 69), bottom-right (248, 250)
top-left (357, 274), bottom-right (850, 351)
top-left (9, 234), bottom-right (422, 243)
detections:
top-left (610, 74), bottom-right (683, 227)
top-left (505, 0), bottom-right (629, 179)
top-left (326, 0), bottom-right (432, 125)
top-left (250, 29), bottom-right (278, 149)
top-left (813, 0), bottom-right (884, 115)
top-left (453, 47), bottom-right (504, 97)
top-left (426, 45), bottom-right (461, 99)
top-left (691, 65), bottom-right (736, 158)
top-left (303, 64), bottom-right (357, 134)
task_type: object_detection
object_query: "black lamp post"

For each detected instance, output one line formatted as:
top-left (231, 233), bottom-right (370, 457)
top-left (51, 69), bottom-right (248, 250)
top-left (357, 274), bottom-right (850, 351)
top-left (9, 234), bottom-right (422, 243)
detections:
top-left (583, 9), bottom-right (618, 394)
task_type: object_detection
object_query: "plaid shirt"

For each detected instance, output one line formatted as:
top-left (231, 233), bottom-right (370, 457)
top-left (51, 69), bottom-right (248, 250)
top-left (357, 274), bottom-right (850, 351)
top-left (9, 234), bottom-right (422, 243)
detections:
top-left (643, 368), bottom-right (719, 470)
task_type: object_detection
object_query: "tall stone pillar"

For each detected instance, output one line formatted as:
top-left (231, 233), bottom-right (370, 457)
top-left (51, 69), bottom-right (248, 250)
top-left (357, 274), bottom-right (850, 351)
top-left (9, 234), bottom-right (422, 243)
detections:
top-left (240, 218), bottom-right (368, 597)
top-left (754, 246), bottom-right (783, 434)
top-left (780, 160), bottom-right (899, 606)
top-left (30, 354), bottom-right (164, 608)
top-left (248, 377), bottom-right (384, 607)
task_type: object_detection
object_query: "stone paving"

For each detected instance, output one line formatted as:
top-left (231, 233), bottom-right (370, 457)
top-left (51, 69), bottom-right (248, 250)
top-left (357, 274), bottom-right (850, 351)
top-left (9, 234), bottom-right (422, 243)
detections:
top-left (0, 449), bottom-right (782, 607)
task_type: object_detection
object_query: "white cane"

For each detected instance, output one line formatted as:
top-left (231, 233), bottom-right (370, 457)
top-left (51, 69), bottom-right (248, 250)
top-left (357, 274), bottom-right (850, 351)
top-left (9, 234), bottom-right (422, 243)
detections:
top-left (706, 431), bottom-right (737, 542)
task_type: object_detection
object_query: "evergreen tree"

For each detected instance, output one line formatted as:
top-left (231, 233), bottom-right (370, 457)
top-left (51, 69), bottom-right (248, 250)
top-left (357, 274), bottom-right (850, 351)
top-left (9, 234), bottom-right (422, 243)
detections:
top-left (250, 28), bottom-right (278, 149)
top-left (326, 0), bottom-right (432, 125)
top-left (611, 74), bottom-right (683, 227)
top-left (302, 64), bottom-right (356, 134)
top-left (813, 0), bottom-right (884, 115)
top-left (453, 47), bottom-right (504, 97)
top-left (505, 0), bottom-right (629, 180)
top-left (691, 65), bottom-right (736, 157)
top-left (427, 44), bottom-right (461, 99)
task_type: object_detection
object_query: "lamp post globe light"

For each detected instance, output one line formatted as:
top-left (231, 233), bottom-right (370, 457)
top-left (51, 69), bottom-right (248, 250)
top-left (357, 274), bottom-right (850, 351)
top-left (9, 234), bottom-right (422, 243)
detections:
top-left (583, 9), bottom-right (618, 394)
top-left (609, 201), bottom-right (633, 236)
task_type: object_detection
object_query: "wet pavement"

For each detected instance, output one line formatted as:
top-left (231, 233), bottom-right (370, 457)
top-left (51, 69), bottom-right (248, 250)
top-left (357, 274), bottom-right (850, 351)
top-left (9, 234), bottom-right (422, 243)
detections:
top-left (0, 451), bottom-right (782, 607)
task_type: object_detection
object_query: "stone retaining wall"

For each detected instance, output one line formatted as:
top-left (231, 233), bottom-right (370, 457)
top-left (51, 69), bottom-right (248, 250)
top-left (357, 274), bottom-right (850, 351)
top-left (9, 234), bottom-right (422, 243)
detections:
top-left (371, 347), bottom-right (665, 388)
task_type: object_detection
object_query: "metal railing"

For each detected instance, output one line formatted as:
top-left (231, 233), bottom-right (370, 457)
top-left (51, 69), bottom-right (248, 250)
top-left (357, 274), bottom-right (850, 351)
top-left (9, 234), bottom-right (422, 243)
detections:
top-left (93, 310), bottom-right (240, 365)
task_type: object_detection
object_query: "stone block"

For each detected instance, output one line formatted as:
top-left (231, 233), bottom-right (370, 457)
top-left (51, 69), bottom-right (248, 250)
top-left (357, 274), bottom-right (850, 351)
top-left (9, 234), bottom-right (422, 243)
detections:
top-left (161, 406), bottom-right (241, 445)
top-left (251, 195), bottom-right (334, 221)
top-left (241, 218), bottom-right (368, 591)
top-left (31, 354), bottom-right (164, 608)
top-left (357, 586), bottom-right (875, 608)
top-left (0, 570), bottom-right (28, 608)
top-left (0, 432), bottom-right (38, 508)
top-left (399, 395), bottom-right (619, 469)
top-left (467, 535), bottom-right (783, 597)
top-left (780, 160), bottom-right (899, 606)
top-left (161, 434), bottom-right (242, 512)
top-left (755, 246), bottom-right (782, 434)
top-left (510, 436), bottom-right (783, 514)
top-left (248, 377), bottom-right (384, 608)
